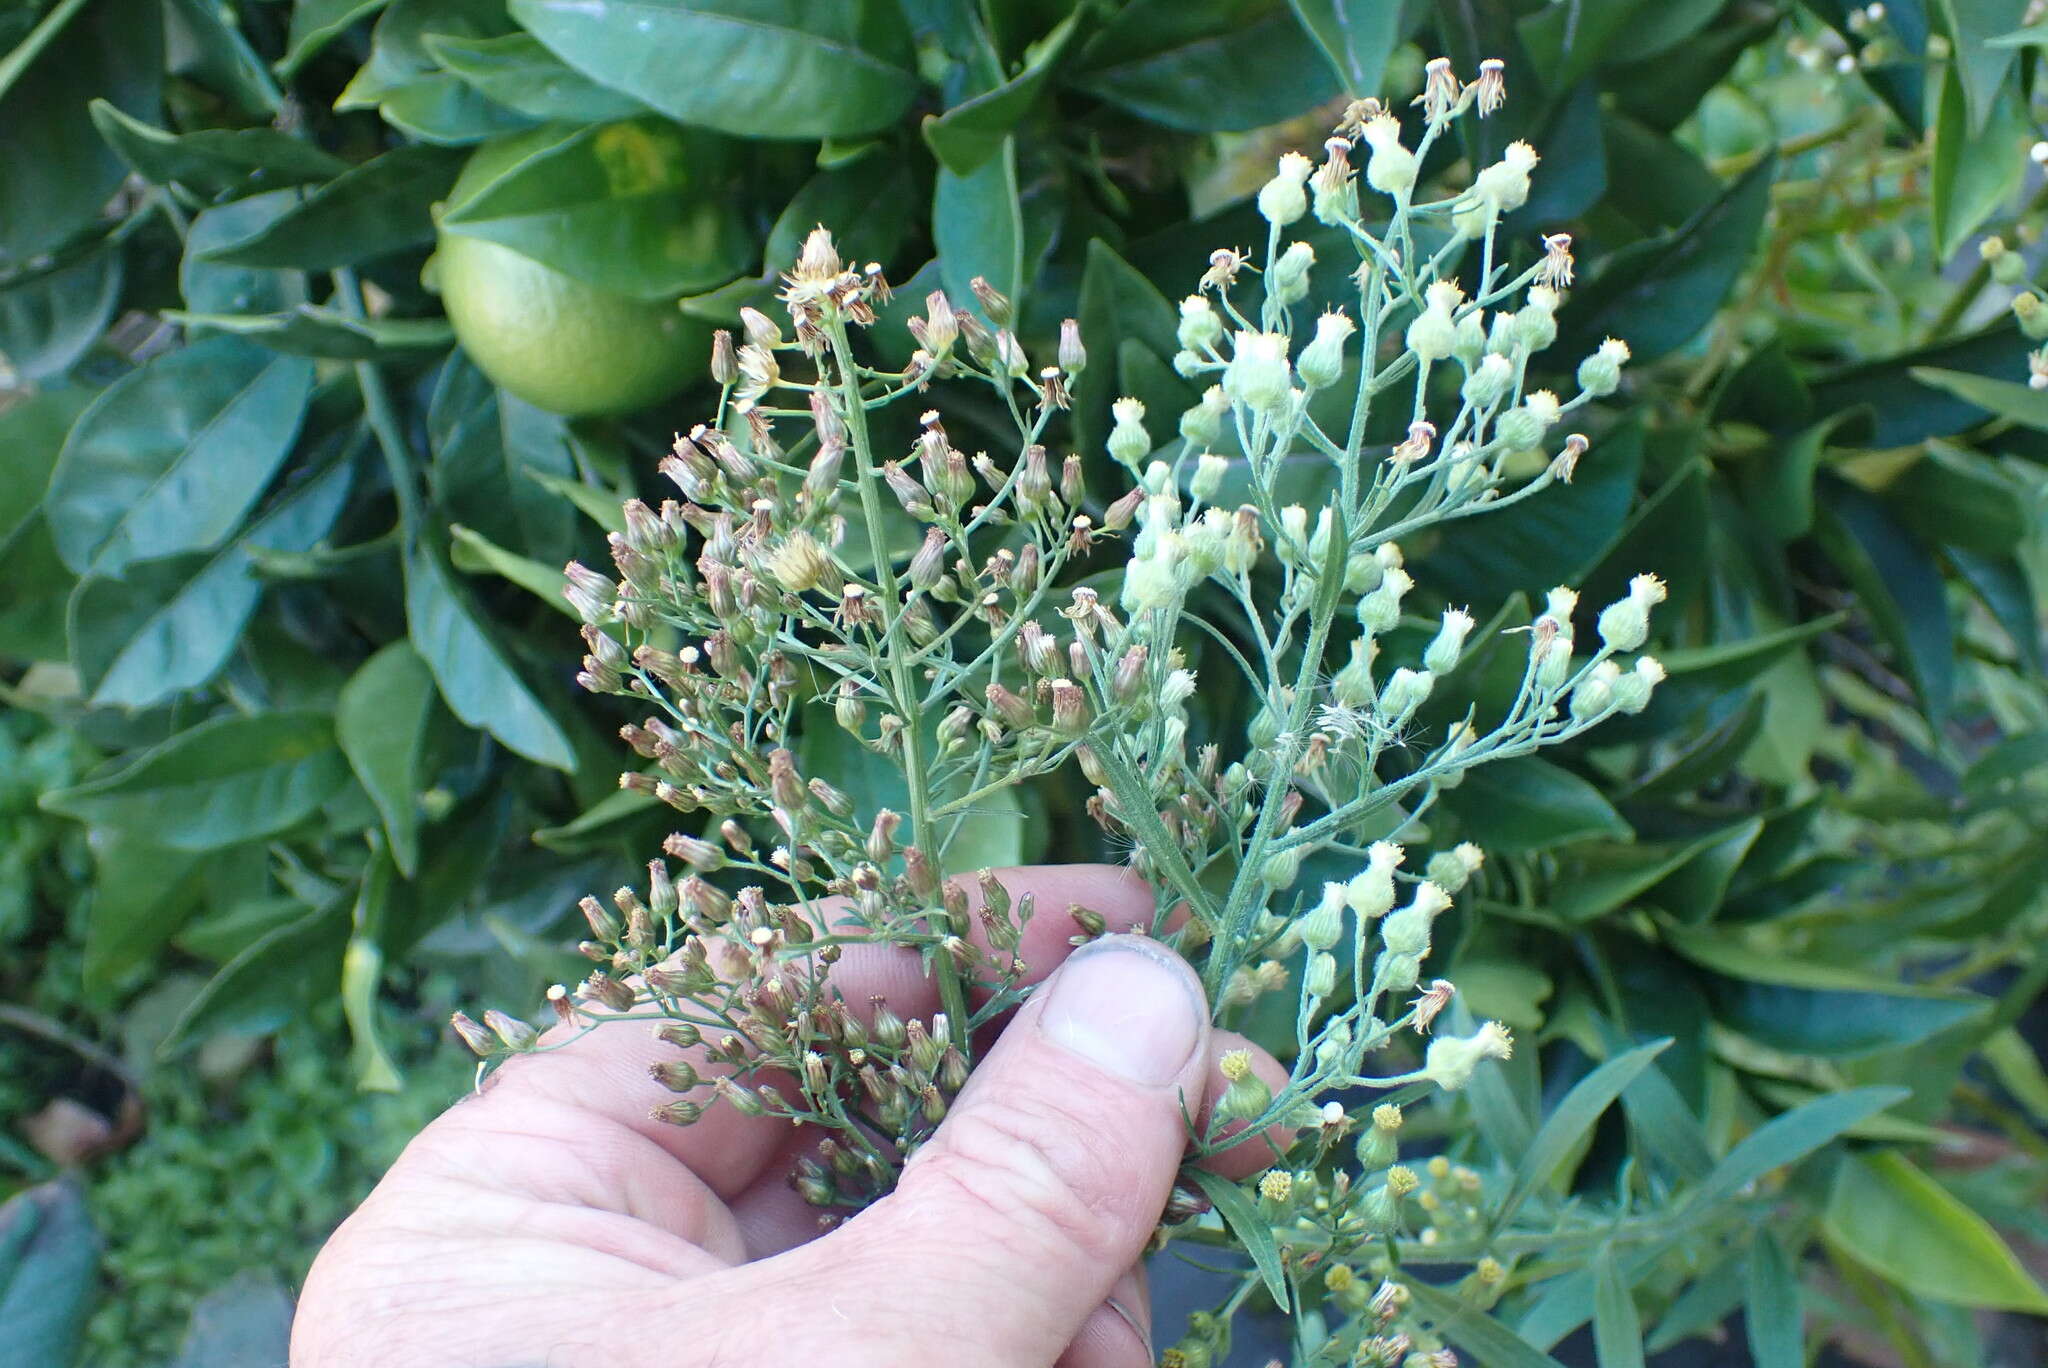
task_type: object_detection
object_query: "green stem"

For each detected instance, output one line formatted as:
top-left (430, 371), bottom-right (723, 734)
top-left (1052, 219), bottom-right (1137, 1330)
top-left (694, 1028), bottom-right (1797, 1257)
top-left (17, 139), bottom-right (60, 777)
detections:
top-left (333, 270), bottom-right (423, 537)
top-left (0, 0), bottom-right (92, 103)
top-left (823, 315), bottom-right (969, 1036)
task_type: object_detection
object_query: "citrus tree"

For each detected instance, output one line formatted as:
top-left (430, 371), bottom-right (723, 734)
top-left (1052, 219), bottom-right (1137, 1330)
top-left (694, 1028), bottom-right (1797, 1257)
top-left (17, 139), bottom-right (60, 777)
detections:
top-left (3, 2), bottom-right (2047, 1365)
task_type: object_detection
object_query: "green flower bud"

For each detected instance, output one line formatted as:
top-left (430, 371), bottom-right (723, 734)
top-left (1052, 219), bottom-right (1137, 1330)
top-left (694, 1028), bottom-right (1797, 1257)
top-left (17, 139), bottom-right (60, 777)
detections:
top-left (1297, 310), bottom-right (1355, 390)
top-left (1180, 385), bottom-right (1228, 446)
top-left (1261, 846), bottom-right (1303, 891)
top-left (1424, 608), bottom-right (1476, 674)
top-left (1422, 1021), bottom-right (1514, 1090)
top-left (1223, 330), bottom-right (1294, 414)
top-left (1405, 282), bottom-right (1463, 363)
top-left (1424, 843), bottom-right (1484, 893)
top-left (1269, 240), bottom-right (1315, 306)
top-left (1107, 397), bottom-right (1151, 467)
top-left (1461, 353), bottom-right (1513, 408)
top-left (1378, 666), bottom-right (1433, 724)
top-left (1306, 951), bottom-right (1339, 998)
top-left (1178, 295), bottom-right (1224, 352)
top-left (1577, 336), bottom-right (1629, 396)
top-left (1191, 452), bottom-right (1229, 501)
top-left (1256, 151), bottom-right (1314, 226)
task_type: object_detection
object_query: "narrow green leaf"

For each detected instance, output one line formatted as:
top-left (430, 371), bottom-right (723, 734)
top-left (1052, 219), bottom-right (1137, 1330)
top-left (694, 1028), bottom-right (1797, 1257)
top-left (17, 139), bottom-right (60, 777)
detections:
top-left (39, 711), bottom-right (351, 851)
top-left (1930, 64), bottom-right (2027, 261)
top-left (1074, 0), bottom-right (1338, 132)
top-left (1961, 731), bottom-right (2048, 794)
top-left (1592, 1250), bottom-right (1647, 1368)
top-left (1494, 1040), bottom-right (1671, 1229)
top-left (1912, 364), bottom-right (2048, 429)
top-left (1813, 478), bottom-right (1955, 723)
top-left (0, 386), bottom-right (95, 552)
top-left (336, 642), bottom-right (436, 876)
top-left (404, 538), bottom-right (576, 771)
top-left (1940, 0), bottom-right (2029, 131)
top-left (429, 354), bottom-right (578, 565)
top-left (1187, 1169), bottom-right (1288, 1311)
top-left (1690, 1085), bottom-right (1907, 1213)
top-left (45, 336), bottom-right (315, 576)
top-left (1823, 1150), bottom-right (2048, 1312)
top-left (1402, 1278), bottom-right (1569, 1368)
top-left (1745, 1230), bottom-right (1803, 1368)
top-left (280, 0), bottom-right (391, 76)
top-left (510, 0), bottom-right (917, 138)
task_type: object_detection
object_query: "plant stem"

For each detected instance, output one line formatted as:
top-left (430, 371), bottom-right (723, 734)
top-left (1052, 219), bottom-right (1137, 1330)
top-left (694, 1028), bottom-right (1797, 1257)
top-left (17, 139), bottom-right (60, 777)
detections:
top-left (333, 270), bottom-right (424, 537)
top-left (824, 315), bottom-right (969, 1037)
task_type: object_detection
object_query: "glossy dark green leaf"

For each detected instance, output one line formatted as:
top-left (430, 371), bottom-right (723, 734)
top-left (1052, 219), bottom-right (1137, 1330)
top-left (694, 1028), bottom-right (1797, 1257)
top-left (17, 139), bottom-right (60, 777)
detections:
top-left (335, 0), bottom-right (531, 144)
top-left (1495, 1041), bottom-right (1671, 1229)
top-left (163, 0), bottom-right (281, 118)
top-left (1287, 0), bottom-right (1402, 92)
top-left (532, 783), bottom-right (659, 852)
top-left (0, 238), bottom-right (122, 382)
top-left (934, 138), bottom-right (1024, 318)
top-left (181, 191), bottom-right (309, 316)
top-left (45, 336), bottom-right (316, 576)
top-left (40, 711), bottom-right (350, 850)
top-left (1744, 1231), bottom-right (1802, 1368)
top-left (1647, 816), bottom-right (1763, 922)
top-left (1671, 925), bottom-right (1986, 1056)
top-left (1551, 825), bottom-right (1756, 923)
top-left (404, 538), bottom-right (576, 770)
top-left (440, 117), bottom-right (751, 297)
top-left (1521, 0), bottom-right (1646, 90)
top-left (1813, 326), bottom-right (2023, 447)
top-left (1654, 615), bottom-right (1841, 695)
top-left (1930, 64), bottom-right (2027, 261)
top-left (1823, 1150), bottom-right (2048, 1312)
top-left (199, 144), bottom-right (466, 269)
top-left (1187, 1169), bottom-right (1288, 1311)
top-left (0, 517), bottom-right (77, 661)
top-left (68, 454), bottom-right (354, 707)
top-left (1440, 757), bottom-right (1632, 854)
top-left (1603, 0), bottom-right (1728, 62)
top-left (425, 31), bottom-right (648, 123)
top-left (167, 305), bottom-right (454, 358)
top-left (1734, 411), bottom-right (1866, 543)
top-left (1556, 154), bottom-right (1773, 362)
top-left (1940, 0), bottom-right (2029, 131)
top-left (168, 1270), bottom-right (294, 1368)
top-left (1911, 363), bottom-right (2048, 429)
top-left (1961, 730), bottom-right (2048, 794)
top-left (82, 829), bottom-right (209, 991)
top-left (764, 160), bottom-right (916, 276)
top-left (1951, 547), bottom-right (2044, 673)
top-left (89, 100), bottom-right (348, 194)
top-left (1812, 478), bottom-right (1954, 722)
top-left (428, 353), bottom-right (578, 565)
top-left (0, 0), bottom-right (161, 264)
top-left (1600, 113), bottom-right (1722, 229)
top-left (162, 896), bottom-right (350, 1049)
top-left (1882, 448), bottom-right (2026, 557)
top-left (924, 11), bottom-right (1079, 175)
top-left (337, 642), bottom-right (436, 877)
top-left (1402, 1278), bottom-right (1569, 1368)
top-left (1611, 12), bottom-right (1780, 133)
top-left (1592, 1249), bottom-right (1647, 1368)
top-left (1623, 695), bottom-right (1767, 799)
top-left (510, 0), bottom-right (918, 138)
top-left (281, 0), bottom-right (392, 75)
top-left (0, 386), bottom-right (95, 552)
top-left (1419, 421), bottom-right (1646, 602)
top-left (1074, 0), bottom-right (1339, 132)
top-left (0, 1181), bottom-right (98, 1366)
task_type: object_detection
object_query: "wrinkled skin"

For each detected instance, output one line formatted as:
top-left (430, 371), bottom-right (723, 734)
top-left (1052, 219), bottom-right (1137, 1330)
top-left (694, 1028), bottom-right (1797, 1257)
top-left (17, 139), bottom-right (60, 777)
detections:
top-left (293, 867), bottom-right (1289, 1368)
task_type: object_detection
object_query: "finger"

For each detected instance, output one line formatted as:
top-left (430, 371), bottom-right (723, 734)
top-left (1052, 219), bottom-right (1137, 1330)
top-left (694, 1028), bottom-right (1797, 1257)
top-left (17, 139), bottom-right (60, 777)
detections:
top-left (1058, 1263), bottom-right (1152, 1368)
top-left (777, 934), bottom-right (1209, 1362)
top-left (482, 864), bottom-right (1159, 1200)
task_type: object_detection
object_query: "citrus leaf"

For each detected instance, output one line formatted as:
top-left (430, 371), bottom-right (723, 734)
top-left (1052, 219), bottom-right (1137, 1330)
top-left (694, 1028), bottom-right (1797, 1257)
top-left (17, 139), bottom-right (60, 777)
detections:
top-left (199, 143), bottom-right (465, 269)
top-left (1493, 1040), bottom-right (1671, 1230)
top-left (0, 386), bottom-right (95, 553)
top-left (1187, 1168), bottom-right (1289, 1310)
top-left (40, 711), bottom-right (350, 851)
top-left (509, 0), bottom-right (918, 138)
top-left (1074, 0), bottom-right (1339, 132)
top-left (45, 336), bottom-right (315, 576)
top-left (439, 117), bottom-right (751, 298)
top-left (337, 642), bottom-right (437, 877)
top-left (165, 305), bottom-right (453, 358)
top-left (934, 136), bottom-right (1024, 319)
top-left (424, 31), bottom-right (648, 123)
top-left (1930, 63), bottom-right (2027, 262)
top-left (1812, 477), bottom-right (1955, 723)
top-left (89, 99), bottom-right (348, 192)
top-left (82, 830), bottom-right (209, 992)
top-left (0, 1181), bottom-right (99, 1367)
top-left (448, 522), bottom-right (574, 615)
top-left (1439, 757), bottom-right (1632, 854)
top-left (923, 11), bottom-right (1080, 176)
top-left (428, 354), bottom-right (578, 565)
top-left (280, 0), bottom-right (391, 75)
top-left (1823, 1150), bottom-right (2048, 1312)
top-left (180, 190), bottom-right (309, 316)
top-left (404, 537), bottom-right (576, 770)
top-left (1287, 0), bottom-right (1403, 92)
top-left (1940, 0), bottom-right (2029, 132)
top-left (1911, 363), bottom-right (2048, 428)
top-left (0, 238), bottom-right (123, 382)
top-left (68, 451), bottom-right (354, 708)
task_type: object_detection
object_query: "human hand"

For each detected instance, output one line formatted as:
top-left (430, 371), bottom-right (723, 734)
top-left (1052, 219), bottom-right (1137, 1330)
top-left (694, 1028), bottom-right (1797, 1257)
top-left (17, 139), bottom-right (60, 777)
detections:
top-left (292, 866), bottom-right (1286, 1368)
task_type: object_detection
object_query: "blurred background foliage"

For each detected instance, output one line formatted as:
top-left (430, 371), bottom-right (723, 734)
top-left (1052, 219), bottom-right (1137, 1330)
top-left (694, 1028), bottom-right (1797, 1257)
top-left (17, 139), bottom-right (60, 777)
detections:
top-left (1, 0), bottom-right (2045, 1364)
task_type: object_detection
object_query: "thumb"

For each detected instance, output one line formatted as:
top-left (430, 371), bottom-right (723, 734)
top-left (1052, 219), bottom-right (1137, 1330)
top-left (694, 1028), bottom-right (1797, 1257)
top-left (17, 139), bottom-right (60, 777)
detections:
top-left (800, 934), bottom-right (1210, 1364)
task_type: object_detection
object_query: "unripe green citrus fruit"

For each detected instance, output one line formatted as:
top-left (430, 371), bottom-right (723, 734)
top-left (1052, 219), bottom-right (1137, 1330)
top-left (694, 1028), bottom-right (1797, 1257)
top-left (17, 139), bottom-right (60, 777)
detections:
top-left (431, 127), bottom-right (711, 416)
